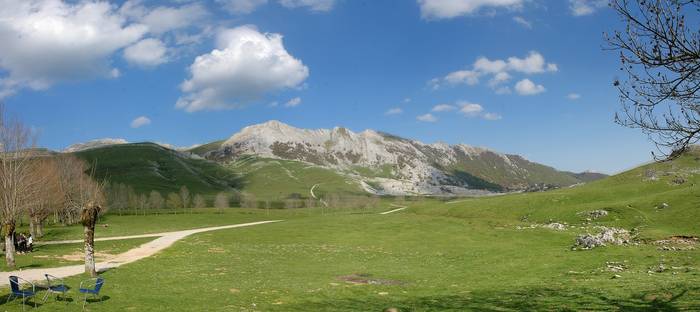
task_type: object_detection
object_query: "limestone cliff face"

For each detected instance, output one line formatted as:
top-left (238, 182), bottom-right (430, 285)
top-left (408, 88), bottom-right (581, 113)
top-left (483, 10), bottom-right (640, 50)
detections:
top-left (204, 120), bottom-right (586, 195)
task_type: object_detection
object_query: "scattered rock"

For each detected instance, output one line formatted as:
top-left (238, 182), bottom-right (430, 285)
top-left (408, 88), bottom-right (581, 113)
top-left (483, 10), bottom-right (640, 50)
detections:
top-left (606, 261), bottom-right (627, 273)
top-left (653, 236), bottom-right (697, 251)
top-left (578, 209), bottom-right (609, 220)
top-left (657, 203), bottom-right (669, 209)
top-left (574, 227), bottom-right (631, 249)
top-left (544, 222), bottom-right (567, 231)
top-left (672, 176), bottom-right (687, 185)
top-left (611, 274), bottom-right (622, 279)
top-left (650, 263), bottom-right (668, 273)
top-left (338, 274), bottom-right (404, 286)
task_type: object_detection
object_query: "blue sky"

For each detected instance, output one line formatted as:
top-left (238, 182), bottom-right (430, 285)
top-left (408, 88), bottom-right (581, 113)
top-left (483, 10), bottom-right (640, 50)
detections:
top-left (0, 0), bottom-right (654, 174)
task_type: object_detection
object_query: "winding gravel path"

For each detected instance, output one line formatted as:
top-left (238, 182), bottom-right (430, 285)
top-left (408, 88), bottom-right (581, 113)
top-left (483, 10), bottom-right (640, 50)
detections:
top-left (0, 220), bottom-right (282, 286)
top-left (380, 204), bottom-right (407, 215)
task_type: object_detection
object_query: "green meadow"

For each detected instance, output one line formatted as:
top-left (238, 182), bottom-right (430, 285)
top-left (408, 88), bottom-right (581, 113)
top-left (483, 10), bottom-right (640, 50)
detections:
top-left (1, 151), bottom-right (699, 311)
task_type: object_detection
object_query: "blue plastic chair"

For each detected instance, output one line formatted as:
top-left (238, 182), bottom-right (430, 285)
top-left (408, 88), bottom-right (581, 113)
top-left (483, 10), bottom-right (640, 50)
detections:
top-left (6, 276), bottom-right (36, 310)
top-left (78, 277), bottom-right (104, 310)
top-left (42, 274), bottom-right (68, 303)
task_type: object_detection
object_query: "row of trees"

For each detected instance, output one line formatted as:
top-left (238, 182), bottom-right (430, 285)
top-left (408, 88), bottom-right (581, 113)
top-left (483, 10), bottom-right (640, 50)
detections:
top-left (0, 105), bottom-right (105, 275)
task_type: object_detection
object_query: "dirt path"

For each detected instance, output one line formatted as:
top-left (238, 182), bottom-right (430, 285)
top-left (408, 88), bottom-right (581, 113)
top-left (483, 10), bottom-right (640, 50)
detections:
top-left (380, 203), bottom-right (407, 215)
top-left (0, 220), bottom-right (282, 286)
top-left (310, 183), bottom-right (328, 207)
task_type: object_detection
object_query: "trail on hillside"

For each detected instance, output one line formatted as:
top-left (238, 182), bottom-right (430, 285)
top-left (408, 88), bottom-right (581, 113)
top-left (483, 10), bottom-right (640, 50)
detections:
top-left (310, 183), bottom-right (329, 207)
top-left (380, 203), bottom-right (407, 215)
top-left (0, 220), bottom-right (282, 286)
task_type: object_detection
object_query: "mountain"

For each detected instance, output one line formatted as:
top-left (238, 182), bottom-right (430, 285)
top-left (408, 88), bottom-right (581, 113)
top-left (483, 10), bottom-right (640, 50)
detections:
top-left (64, 138), bottom-right (129, 153)
top-left (193, 120), bottom-right (605, 195)
top-left (74, 143), bottom-right (241, 196)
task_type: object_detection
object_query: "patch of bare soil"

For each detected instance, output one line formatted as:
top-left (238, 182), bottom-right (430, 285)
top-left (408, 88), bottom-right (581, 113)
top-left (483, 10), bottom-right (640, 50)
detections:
top-left (338, 273), bottom-right (404, 285)
top-left (60, 252), bottom-right (115, 262)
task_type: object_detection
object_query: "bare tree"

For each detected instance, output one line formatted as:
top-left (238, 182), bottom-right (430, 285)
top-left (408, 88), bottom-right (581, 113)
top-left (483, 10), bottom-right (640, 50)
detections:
top-left (137, 193), bottom-right (148, 216)
top-left (607, 0), bottom-right (700, 158)
top-left (26, 158), bottom-right (62, 238)
top-left (148, 191), bottom-right (164, 212)
top-left (0, 105), bottom-right (36, 268)
top-left (166, 193), bottom-right (181, 213)
top-left (193, 194), bottom-right (206, 209)
top-left (240, 192), bottom-right (257, 208)
top-left (214, 192), bottom-right (229, 213)
top-left (55, 155), bottom-right (105, 276)
top-left (179, 186), bottom-right (190, 213)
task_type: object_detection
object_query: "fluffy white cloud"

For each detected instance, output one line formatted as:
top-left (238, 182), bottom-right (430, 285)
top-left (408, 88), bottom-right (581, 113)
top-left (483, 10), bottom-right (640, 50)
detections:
top-left (136, 3), bottom-right (208, 34)
top-left (569, 0), bottom-right (608, 16)
top-left (432, 104), bottom-right (456, 112)
top-left (124, 38), bottom-right (168, 67)
top-left (567, 93), bottom-right (581, 100)
top-left (512, 16), bottom-right (531, 28)
top-left (217, 0), bottom-right (268, 14)
top-left (430, 51), bottom-right (556, 91)
top-left (279, 0), bottom-right (336, 12)
top-left (285, 97), bottom-right (302, 107)
top-left (0, 1), bottom-right (148, 95)
top-left (130, 116), bottom-right (151, 128)
top-left (176, 25), bottom-right (309, 112)
top-left (418, 0), bottom-right (524, 19)
top-left (417, 113), bottom-right (438, 122)
top-left (515, 78), bottom-right (545, 95)
top-left (385, 107), bottom-right (403, 115)
top-left (459, 102), bottom-right (484, 116)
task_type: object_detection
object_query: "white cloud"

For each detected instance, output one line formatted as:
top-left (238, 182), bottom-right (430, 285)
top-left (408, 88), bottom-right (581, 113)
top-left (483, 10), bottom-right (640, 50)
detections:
top-left (567, 93), bottom-right (581, 100)
top-left (137, 3), bottom-right (208, 34)
top-left (444, 70), bottom-right (480, 86)
top-left (459, 102), bottom-right (484, 116)
top-left (176, 25), bottom-right (309, 112)
top-left (569, 0), bottom-right (608, 16)
top-left (512, 16), bottom-right (532, 28)
top-left (418, 0), bottom-right (524, 19)
top-left (385, 107), bottom-right (403, 115)
top-left (507, 51), bottom-right (557, 74)
top-left (130, 116), bottom-right (151, 128)
top-left (489, 71), bottom-right (511, 86)
top-left (432, 104), bottom-right (456, 112)
top-left (403, 98), bottom-right (412, 103)
top-left (0, 1), bottom-right (148, 95)
top-left (515, 78), bottom-right (545, 95)
top-left (431, 51), bottom-right (556, 90)
top-left (217, 0), bottom-right (268, 14)
top-left (417, 113), bottom-right (438, 122)
top-left (124, 38), bottom-right (168, 67)
top-left (483, 112), bottom-right (502, 120)
top-left (279, 0), bottom-right (336, 12)
top-left (285, 97), bottom-right (302, 107)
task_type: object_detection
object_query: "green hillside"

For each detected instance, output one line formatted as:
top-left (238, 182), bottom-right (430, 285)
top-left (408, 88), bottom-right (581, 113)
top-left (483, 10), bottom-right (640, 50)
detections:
top-left (414, 147), bottom-right (700, 239)
top-left (227, 155), bottom-right (364, 200)
top-left (74, 143), bottom-right (242, 195)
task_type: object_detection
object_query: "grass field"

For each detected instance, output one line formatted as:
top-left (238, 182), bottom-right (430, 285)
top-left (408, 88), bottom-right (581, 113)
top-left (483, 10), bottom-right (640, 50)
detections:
top-left (0, 151), bottom-right (698, 311)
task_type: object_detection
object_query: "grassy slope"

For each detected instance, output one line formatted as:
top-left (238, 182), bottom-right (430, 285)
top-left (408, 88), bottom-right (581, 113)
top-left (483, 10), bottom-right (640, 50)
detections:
top-left (228, 156), bottom-right (364, 200)
top-left (8, 152), bottom-right (698, 310)
top-left (75, 143), bottom-right (242, 195)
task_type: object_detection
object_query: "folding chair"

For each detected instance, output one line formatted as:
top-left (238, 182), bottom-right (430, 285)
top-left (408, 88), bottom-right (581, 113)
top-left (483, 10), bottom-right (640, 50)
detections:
top-left (42, 274), bottom-right (68, 303)
top-left (6, 276), bottom-right (36, 310)
top-left (78, 277), bottom-right (104, 310)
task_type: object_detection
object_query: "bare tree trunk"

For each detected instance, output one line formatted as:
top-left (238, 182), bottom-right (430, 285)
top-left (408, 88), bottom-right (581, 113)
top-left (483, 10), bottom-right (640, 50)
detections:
top-left (84, 223), bottom-right (96, 277)
top-left (3, 221), bottom-right (16, 269)
top-left (29, 218), bottom-right (37, 239)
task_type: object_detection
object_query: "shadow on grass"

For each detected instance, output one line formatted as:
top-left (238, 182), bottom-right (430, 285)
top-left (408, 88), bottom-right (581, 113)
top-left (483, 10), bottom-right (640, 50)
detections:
top-left (282, 286), bottom-right (700, 311)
